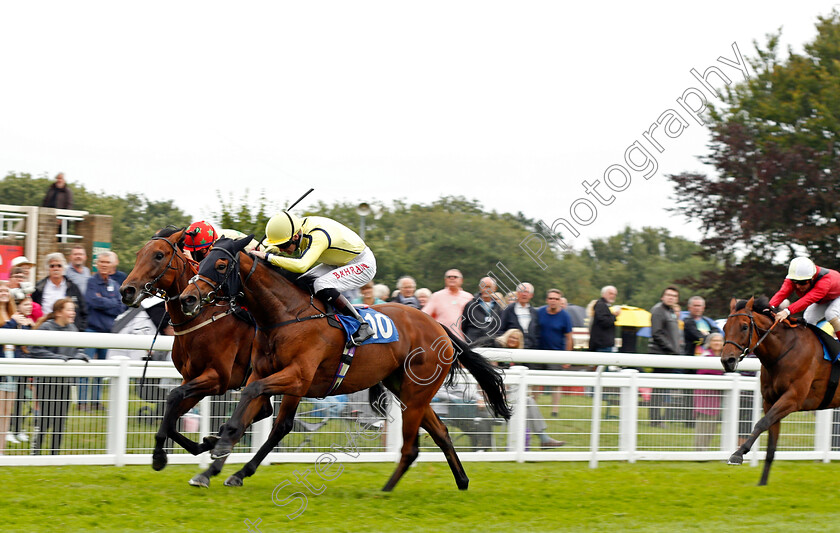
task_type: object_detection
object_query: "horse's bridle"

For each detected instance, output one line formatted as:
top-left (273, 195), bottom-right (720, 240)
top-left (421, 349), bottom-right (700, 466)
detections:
top-left (187, 245), bottom-right (251, 309)
top-left (725, 310), bottom-right (778, 361)
top-left (142, 236), bottom-right (191, 301)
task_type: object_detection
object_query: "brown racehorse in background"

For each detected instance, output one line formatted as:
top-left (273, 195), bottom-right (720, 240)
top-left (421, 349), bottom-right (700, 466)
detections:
top-left (120, 227), bottom-right (271, 485)
top-left (722, 296), bottom-right (840, 485)
top-left (179, 235), bottom-right (511, 491)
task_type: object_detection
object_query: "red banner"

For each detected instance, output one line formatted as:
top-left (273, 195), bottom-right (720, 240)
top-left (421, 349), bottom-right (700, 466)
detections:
top-left (0, 245), bottom-right (25, 280)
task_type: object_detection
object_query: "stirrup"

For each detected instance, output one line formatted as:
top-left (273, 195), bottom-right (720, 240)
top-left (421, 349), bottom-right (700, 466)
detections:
top-left (349, 322), bottom-right (374, 346)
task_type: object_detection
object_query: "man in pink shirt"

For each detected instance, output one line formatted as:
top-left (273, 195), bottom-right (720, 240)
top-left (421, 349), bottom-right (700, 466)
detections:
top-left (422, 269), bottom-right (473, 337)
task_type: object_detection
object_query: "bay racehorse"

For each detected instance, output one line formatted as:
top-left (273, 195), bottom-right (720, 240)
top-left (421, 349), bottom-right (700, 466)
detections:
top-left (120, 227), bottom-right (271, 484)
top-left (178, 235), bottom-right (511, 491)
top-left (722, 296), bottom-right (840, 485)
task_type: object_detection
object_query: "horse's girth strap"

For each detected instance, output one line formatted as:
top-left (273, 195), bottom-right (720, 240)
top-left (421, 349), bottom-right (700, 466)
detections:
top-left (322, 346), bottom-right (357, 398)
top-left (819, 361), bottom-right (840, 410)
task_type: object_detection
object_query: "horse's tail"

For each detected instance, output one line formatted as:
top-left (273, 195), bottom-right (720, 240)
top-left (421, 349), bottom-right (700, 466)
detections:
top-left (442, 325), bottom-right (512, 420)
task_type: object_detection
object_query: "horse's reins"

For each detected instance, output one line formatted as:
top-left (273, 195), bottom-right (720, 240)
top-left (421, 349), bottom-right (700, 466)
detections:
top-left (138, 306), bottom-right (173, 392)
top-left (189, 248), bottom-right (333, 329)
top-left (725, 311), bottom-right (781, 361)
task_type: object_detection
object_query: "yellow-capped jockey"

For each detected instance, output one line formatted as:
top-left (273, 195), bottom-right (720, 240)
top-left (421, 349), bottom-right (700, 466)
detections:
top-left (183, 221), bottom-right (258, 262)
top-left (770, 256), bottom-right (840, 335)
top-left (250, 211), bottom-right (376, 346)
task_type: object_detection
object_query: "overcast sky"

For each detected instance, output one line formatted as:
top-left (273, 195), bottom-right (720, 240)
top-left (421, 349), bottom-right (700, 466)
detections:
top-left (2, 1), bottom-right (837, 251)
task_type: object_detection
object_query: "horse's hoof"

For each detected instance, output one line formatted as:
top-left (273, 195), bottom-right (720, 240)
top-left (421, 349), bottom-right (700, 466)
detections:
top-left (151, 450), bottom-right (168, 471)
top-left (188, 474), bottom-right (210, 488)
top-left (200, 435), bottom-right (220, 453)
top-left (211, 444), bottom-right (232, 460)
top-left (224, 475), bottom-right (244, 487)
top-left (727, 454), bottom-right (743, 466)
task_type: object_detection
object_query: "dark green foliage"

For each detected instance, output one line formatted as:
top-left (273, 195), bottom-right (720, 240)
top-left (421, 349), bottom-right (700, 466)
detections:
top-left (669, 12), bottom-right (840, 310)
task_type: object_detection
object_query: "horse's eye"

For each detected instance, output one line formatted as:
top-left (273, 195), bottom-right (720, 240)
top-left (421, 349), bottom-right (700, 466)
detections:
top-left (216, 263), bottom-right (226, 272)
top-left (741, 325), bottom-right (748, 331)
top-left (154, 252), bottom-right (164, 261)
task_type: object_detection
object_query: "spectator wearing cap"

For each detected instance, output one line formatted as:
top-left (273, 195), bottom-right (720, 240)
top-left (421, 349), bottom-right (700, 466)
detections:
top-left (10, 256), bottom-right (34, 280)
top-left (32, 252), bottom-right (87, 329)
top-left (7, 267), bottom-right (42, 322)
top-left (65, 245), bottom-right (91, 295)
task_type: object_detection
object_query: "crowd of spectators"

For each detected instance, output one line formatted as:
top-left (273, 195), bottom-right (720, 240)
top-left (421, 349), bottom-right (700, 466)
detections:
top-left (0, 244), bottom-right (130, 454)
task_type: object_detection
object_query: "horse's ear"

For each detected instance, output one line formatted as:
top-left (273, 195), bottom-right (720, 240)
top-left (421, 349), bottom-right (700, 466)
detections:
top-left (729, 298), bottom-right (737, 313)
top-left (745, 297), bottom-right (755, 311)
top-left (235, 234), bottom-right (255, 251)
top-left (174, 227), bottom-right (188, 246)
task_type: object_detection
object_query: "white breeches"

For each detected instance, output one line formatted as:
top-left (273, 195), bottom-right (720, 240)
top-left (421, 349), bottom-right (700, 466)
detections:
top-left (303, 247), bottom-right (377, 294)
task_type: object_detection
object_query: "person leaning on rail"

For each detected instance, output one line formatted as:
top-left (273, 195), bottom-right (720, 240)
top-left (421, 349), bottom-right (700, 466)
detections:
top-left (249, 211), bottom-right (376, 346)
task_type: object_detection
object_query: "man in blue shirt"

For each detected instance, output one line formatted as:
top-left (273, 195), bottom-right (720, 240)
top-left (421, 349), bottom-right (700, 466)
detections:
top-left (537, 289), bottom-right (574, 416)
top-left (538, 289), bottom-right (573, 351)
top-left (80, 251), bottom-right (126, 411)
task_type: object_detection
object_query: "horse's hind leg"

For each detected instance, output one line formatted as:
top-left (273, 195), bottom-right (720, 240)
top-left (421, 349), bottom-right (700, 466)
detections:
top-left (758, 420), bottom-right (781, 486)
top-left (420, 405), bottom-right (469, 490)
top-left (382, 405), bottom-right (425, 492)
top-left (224, 395), bottom-right (302, 487)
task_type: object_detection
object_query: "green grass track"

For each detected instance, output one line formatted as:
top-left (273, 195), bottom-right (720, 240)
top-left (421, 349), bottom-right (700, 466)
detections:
top-left (4, 460), bottom-right (840, 532)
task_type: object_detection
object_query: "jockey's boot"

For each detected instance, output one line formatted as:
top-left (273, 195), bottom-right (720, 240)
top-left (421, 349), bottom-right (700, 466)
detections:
top-left (317, 288), bottom-right (374, 346)
top-left (830, 318), bottom-right (840, 341)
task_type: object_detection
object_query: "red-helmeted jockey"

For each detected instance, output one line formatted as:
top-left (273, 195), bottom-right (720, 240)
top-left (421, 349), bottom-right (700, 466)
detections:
top-left (183, 221), bottom-right (256, 262)
top-left (770, 256), bottom-right (840, 336)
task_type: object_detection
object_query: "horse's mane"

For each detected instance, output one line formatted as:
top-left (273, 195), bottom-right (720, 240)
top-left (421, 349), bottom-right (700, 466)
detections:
top-left (210, 237), bottom-right (307, 291)
top-left (735, 296), bottom-right (774, 318)
top-left (733, 296), bottom-right (808, 327)
top-left (154, 226), bottom-right (186, 239)
top-left (260, 258), bottom-right (306, 286)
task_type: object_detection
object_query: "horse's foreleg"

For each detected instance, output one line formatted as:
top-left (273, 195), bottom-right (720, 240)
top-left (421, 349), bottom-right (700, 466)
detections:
top-left (189, 396), bottom-right (271, 487)
top-left (214, 370), bottom-right (311, 459)
top-left (419, 406), bottom-right (469, 490)
top-left (729, 396), bottom-right (798, 466)
top-left (224, 395), bottom-right (302, 487)
top-left (758, 420), bottom-right (781, 486)
top-left (153, 373), bottom-right (224, 470)
top-left (153, 387), bottom-right (201, 470)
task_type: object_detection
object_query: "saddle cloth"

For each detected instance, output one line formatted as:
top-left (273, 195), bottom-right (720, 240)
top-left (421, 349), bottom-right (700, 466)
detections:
top-left (335, 306), bottom-right (399, 345)
top-left (807, 324), bottom-right (840, 362)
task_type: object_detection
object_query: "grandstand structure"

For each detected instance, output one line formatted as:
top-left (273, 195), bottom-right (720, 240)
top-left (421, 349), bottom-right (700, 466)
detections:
top-left (0, 203), bottom-right (112, 281)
